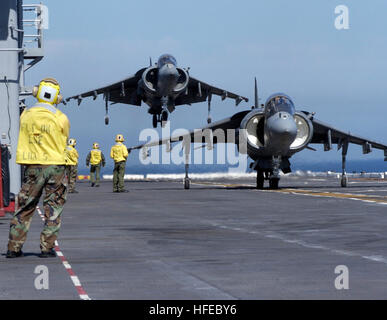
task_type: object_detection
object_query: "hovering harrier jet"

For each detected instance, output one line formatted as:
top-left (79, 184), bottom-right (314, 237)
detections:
top-left (129, 79), bottom-right (387, 189)
top-left (65, 54), bottom-right (248, 128)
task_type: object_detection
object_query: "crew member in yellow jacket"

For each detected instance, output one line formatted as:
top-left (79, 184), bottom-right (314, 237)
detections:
top-left (110, 134), bottom-right (129, 193)
top-left (86, 143), bottom-right (105, 187)
top-left (65, 138), bottom-right (79, 193)
top-left (7, 77), bottom-right (69, 259)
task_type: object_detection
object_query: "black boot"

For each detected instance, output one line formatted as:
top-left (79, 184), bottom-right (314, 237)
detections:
top-left (39, 248), bottom-right (56, 258)
top-left (6, 250), bottom-right (24, 259)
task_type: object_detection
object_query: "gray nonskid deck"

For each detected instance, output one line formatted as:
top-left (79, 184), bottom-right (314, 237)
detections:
top-left (1, 176), bottom-right (387, 299)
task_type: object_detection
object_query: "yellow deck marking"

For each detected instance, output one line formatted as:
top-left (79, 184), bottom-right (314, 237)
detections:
top-left (272, 188), bottom-right (387, 205)
top-left (191, 181), bottom-right (387, 205)
top-left (191, 181), bottom-right (250, 188)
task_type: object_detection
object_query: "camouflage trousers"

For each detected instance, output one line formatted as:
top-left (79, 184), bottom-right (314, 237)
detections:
top-left (90, 164), bottom-right (101, 185)
top-left (66, 165), bottom-right (78, 192)
top-left (8, 165), bottom-right (67, 252)
top-left (113, 161), bottom-right (126, 192)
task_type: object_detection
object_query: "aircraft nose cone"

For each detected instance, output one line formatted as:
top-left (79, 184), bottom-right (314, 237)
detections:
top-left (158, 64), bottom-right (180, 95)
top-left (159, 64), bottom-right (179, 79)
top-left (266, 112), bottom-right (297, 146)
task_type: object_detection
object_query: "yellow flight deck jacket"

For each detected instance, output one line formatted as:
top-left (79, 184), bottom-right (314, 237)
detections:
top-left (65, 145), bottom-right (79, 166)
top-left (110, 142), bottom-right (128, 163)
top-left (90, 149), bottom-right (103, 165)
top-left (16, 103), bottom-right (70, 165)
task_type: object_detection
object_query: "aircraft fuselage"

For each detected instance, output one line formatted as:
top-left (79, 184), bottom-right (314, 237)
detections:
top-left (139, 54), bottom-right (189, 120)
top-left (237, 93), bottom-right (314, 187)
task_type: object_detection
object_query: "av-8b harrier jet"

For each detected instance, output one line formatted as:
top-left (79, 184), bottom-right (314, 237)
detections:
top-left (130, 80), bottom-right (387, 189)
top-left (65, 54), bottom-right (248, 128)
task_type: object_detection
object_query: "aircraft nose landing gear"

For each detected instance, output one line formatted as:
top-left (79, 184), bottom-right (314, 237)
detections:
top-left (268, 156), bottom-right (281, 190)
top-left (152, 112), bottom-right (169, 128)
top-left (161, 111), bottom-right (168, 128)
top-left (269, 177), bottom-right (279, 190)
top-left (152, 114), bottom-right (158, 128)
top-left (161, 110), bottom-right (168, 122)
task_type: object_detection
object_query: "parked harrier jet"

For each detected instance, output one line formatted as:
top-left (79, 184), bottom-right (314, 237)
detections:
top-left (65, 54), bottom-right (248, 128)
top-left (129, 79), bottom-right (387, 189)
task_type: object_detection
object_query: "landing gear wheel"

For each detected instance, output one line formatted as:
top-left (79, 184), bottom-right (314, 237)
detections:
top-left (161, 111), bottom-right (168, 122)
top-left (104, 116), bottom-right (109, 125)
top-left (341, 175), bottom-right (348, 188)
top-left (152, 115), bottom-right (158, 128)
top-left (269, 178), bottom-right (279, 190)
top-left (256, 170), bottom-right (264, 189)
top-left (161, 111), bottom-right (168, 128)
top-left (184, 178), bottom-right (190, 190)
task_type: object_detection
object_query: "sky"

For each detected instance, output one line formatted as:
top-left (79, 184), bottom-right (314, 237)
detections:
top-left (24, 0), bottom-right (387, 171)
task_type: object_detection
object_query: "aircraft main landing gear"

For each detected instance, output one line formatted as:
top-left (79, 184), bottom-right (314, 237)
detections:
top-left (341, 175), bottom-right (348, 188)
top-left (256, 170), bottom-right (264, 189)
top-left (184, 176), bottom-right (190, 189)
top-left (105, 92), bottom-right (110, 126)
top-left (184, 143), bottom-right (191, 189)
top-left (341, 141), bottom-right (349, 188)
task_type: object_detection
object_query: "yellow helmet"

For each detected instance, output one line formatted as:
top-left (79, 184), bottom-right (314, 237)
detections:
top-left (93, 142), bottom-right (100, 149)
top-left (68, 138), bottom-right (77, 147)
top-left (32, 78), bottom-right (63, 105)
top-left (115, 134), bottom-right (125, 142)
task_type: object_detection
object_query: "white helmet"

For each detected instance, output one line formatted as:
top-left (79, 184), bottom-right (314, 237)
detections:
top-left (68, 138), bottom-right (76, 147)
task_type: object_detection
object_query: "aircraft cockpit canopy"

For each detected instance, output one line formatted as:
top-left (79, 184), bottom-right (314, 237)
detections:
top-left (158, 54), bottom-right (177, 68)
top-left (265, 94), bottom-right (295, 117)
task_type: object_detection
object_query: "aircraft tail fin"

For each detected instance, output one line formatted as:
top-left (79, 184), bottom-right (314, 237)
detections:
top-left (254, 77), bottom-right (259, 109)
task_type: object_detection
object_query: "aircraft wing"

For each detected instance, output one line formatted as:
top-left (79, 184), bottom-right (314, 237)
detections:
top-left (309, 115), bottom-right (387, 156)
top-left (64, 69), bottom-right (146, 106)
top-left (174, 76), bottom-right (249, 106)
top-left (129, 110), bottom-right (250, 151)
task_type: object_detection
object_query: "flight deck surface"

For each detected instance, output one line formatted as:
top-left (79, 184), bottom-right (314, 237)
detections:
top-left (1, 175), bottom-right (387, 300)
